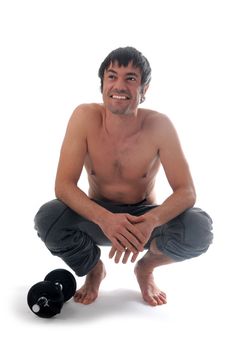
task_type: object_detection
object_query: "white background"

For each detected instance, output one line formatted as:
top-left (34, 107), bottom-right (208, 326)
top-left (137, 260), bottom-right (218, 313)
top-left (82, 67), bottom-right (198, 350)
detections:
top-left (0, 0), bottom-right (232, 348)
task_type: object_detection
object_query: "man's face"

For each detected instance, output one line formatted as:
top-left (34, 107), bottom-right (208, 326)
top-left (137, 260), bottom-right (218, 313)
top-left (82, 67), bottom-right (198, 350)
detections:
top-left (102, 61), bottom-right (147, 116)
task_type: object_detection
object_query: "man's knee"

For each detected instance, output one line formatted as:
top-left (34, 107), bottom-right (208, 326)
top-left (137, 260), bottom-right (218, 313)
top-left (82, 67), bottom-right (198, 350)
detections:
top-left (155, 207), bottom-right (213, 262)
top-left (34, 199), bottom-right (101, 276)
top-left (34, 199), bottom-right (68, 243)
top-left (180, 207), bottom-right (213, 256)
top-left (182, 208), bottom-right (213, 247)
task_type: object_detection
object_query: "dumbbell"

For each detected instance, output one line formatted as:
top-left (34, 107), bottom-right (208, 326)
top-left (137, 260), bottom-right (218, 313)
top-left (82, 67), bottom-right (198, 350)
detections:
top-left (27, 269), bottom-right (77, 318)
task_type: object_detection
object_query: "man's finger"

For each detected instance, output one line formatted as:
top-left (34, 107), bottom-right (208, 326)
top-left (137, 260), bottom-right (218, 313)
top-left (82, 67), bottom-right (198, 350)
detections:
top-left (124, 225), bottom-right (146, 249)
top-left (114, 250), bottom-right (124, 263)
top-left (111, 239), bottom-right (125, 253)
top-left (118, 233), bottom-right (141, 253)
top-left (109, 246), bottom-right (125, 263)
top-left (131, 251), bottom-right (139, 263)
top-left (109, 246), bottom-right (117, 259)
top-left (122, 249), bottom-right (131, 264)
top-left (126, 214), bottom-right (145, 223)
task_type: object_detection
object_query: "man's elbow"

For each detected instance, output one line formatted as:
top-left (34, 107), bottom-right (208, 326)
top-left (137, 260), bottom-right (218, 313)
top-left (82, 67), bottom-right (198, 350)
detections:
top-left (54, 183), bottom-right (63, 200)
top-left (187, 187), bottom-right (196, 208)
top-left (54, 180), bottom-right (68, 201)
top-left (54, 179), bottom-right (79, 201)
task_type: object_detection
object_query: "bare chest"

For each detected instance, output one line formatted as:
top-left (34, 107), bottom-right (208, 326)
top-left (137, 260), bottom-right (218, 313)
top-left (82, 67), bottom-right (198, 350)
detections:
top-left (85, 133), bottom-right (159, 182)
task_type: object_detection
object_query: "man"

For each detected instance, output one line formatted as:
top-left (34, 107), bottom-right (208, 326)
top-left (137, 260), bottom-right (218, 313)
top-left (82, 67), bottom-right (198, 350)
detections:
top-left (34, 47), bottom-right (213, 307)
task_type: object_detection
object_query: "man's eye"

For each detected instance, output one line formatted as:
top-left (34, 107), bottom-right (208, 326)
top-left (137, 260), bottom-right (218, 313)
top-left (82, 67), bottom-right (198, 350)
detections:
top-left (127, 77), bottom-right (136, 81)
top-left (108, 75), bottom-right (116, 80)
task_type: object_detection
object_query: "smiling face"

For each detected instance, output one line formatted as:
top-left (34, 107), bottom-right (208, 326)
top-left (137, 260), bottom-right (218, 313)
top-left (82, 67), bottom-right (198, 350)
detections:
top-left (102, 61), bottom-right (148, 116)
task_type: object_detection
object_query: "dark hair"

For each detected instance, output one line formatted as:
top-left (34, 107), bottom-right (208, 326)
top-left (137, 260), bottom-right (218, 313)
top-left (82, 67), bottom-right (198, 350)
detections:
top-left (98, 46), bottom-right (152, 93)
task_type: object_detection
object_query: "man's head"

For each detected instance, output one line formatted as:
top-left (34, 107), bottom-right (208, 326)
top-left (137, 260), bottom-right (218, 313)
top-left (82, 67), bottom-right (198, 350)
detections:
top-left (98, 47), bottom-right (152, 102)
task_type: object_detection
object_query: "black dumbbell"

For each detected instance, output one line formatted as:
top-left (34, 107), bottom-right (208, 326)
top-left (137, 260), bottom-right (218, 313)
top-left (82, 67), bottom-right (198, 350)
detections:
top-left (27, 269), bottom-right (77, 318)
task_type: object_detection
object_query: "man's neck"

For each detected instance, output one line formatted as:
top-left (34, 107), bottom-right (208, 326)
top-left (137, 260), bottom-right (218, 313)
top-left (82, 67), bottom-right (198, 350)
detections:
top-left (103, 108), bottom-right (143, 138)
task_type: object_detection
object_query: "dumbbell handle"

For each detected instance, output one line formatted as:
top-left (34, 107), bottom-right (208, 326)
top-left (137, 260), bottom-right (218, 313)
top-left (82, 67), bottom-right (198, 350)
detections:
top-left (54, 282), bottom-right (63, 291)
top-left (32, 296), bottom-right (50, 313)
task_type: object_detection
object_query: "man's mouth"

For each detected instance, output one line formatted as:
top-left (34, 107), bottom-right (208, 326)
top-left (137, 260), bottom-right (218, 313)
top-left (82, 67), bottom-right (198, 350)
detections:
top-left (110, 94), bottom-right (130, 100)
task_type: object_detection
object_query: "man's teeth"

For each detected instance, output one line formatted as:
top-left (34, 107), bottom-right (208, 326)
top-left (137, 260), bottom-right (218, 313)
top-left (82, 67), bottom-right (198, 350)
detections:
top-left (111, 95), bottom-right (128, 100)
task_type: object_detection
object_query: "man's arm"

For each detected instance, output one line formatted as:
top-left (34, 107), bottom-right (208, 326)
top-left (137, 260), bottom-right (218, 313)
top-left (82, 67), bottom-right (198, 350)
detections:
top-left (109, 114), bottom-right (196, 263)
top-left (144, 115), bottom-right (196, 227)
top-left (55, 105), bottom-right (145, 253)
top-left (55, 105), bottom-right (107, 222)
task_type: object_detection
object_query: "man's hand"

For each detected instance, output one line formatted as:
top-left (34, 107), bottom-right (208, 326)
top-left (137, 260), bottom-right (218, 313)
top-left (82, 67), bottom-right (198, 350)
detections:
top-left (99, 213), bottom-right (146, 253)
top-left (109, 216), bottom-right (156, 263)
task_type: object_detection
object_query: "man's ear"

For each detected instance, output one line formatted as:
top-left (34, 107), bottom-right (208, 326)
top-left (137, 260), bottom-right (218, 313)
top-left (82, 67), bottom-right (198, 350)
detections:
top-left (143, 84), bottom-right (149, 95)
top-left (140, 84), bottom-right (149, 103)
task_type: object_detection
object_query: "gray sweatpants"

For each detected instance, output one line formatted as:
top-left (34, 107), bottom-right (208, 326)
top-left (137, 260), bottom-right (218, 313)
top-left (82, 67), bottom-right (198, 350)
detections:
top-left (34, 199), bottom-right (213, 276)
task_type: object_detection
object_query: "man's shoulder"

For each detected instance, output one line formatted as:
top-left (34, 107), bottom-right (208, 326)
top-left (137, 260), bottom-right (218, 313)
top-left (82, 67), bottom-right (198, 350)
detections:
top-left (140, 108), bottom-right (172, 129)
top-left (70, 103), bottom-right (103, 127)
top-left (73, 103), bottom-right (103, 117)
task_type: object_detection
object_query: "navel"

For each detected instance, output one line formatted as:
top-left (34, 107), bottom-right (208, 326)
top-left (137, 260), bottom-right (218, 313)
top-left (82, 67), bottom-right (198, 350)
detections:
top-left (113, 160), bottom-right (123, 176)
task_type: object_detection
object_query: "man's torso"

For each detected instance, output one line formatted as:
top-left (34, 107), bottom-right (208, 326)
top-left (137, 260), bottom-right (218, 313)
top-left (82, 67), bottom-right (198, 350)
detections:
top-left (81, 104), bottom-right (164, 204)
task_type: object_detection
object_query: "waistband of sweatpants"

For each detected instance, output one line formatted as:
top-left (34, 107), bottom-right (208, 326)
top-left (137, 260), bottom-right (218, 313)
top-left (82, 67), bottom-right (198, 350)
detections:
top-left (92, 198), bottom-right (149, 207)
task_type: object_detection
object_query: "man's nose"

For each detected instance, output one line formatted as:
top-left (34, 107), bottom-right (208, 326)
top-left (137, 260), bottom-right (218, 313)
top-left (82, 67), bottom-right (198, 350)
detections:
top-left (113, 77), bottom-right (127, 90)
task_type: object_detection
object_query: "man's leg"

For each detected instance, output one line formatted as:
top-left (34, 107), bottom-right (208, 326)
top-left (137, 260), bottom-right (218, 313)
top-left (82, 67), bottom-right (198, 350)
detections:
top-left (34, 199), bottom-right (108, 304)
top-left (135, 207), bottom-right (213, 306)
top-left (74, 260), bottom-right (106, 304)
top-left (135, 239), bottom-right (174, 306)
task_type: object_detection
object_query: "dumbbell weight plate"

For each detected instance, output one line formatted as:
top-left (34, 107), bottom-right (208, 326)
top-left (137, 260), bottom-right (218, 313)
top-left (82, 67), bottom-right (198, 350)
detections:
top-left (27, 281), bottom-right (64, 318)
top-left (44, 269), bottom-right (77, 302)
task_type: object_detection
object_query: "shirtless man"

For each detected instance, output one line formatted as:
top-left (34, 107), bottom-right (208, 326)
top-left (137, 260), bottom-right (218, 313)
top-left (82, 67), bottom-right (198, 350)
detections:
top-left (34, 47), bottom-right (213, 307)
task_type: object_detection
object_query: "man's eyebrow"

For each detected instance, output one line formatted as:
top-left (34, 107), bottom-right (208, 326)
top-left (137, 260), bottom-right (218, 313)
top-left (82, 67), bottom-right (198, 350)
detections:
top-left (106, 69), bottom-right (117, 74)
top-left (126, 72), bottom-right (139, 77)
top-left (106, 69), bottom-right (139, 77)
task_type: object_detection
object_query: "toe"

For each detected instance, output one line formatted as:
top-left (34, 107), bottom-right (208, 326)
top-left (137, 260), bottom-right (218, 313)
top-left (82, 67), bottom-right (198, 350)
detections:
top-left (159, 294), bottom-right (167, 304)
top-left (147, 299), bottom-right (158, 306)
top-left (143, 293), bottom-right (158, 306)
top-left (160, 291), bottom-right (167, 298)
top-left (73, 292), bottom-right (81, 302)
top-left (74, 295), bottom-right (81, 303)
top-left (74, 291), bottom-right (86, 303)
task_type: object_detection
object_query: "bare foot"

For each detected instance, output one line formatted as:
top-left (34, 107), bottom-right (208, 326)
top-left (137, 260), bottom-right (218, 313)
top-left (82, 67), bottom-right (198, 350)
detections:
top-left (134, 263), bottom-right (167, 306)
top-left (74, 260), bottom-right (106, 305)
